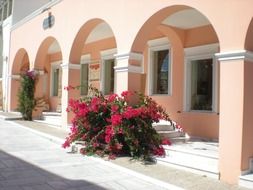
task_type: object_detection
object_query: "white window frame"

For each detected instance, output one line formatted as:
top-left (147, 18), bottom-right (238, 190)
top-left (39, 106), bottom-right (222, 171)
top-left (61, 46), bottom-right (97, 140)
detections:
top-left (50, 61), bottom-right (61, 97)
top-left (100, 48), bottom-right (116, 94)
top-left (148, 37), bottom-right (172, 96)
top-left (80, 54), bottom-right (91, 96)
top-left (184, 43), bottom-right (219, 113)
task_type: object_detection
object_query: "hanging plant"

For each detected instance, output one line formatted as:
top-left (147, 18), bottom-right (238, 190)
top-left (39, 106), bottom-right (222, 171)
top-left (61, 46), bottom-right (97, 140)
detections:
top-left (17, 70), bottom-right (37, 120)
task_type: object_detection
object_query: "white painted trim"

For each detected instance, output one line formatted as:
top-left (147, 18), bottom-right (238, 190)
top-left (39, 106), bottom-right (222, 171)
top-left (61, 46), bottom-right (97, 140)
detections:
top-left (100, 48), bottom-right (117, 60)
top-left (11, 0), bottom-right (63, 31)
top-left (115, 52), bottom-right (143, 61)
top-left (147, 37), bottom-right (170, 47)
top-left (60, 63), bottom-right (80, 70)
top-left (114, 65), bottom-right (142, 73)
top-left (148, 38), bottom-right (172, 96)
top-left (215, 50), bottom-right (253, 62)
top-left (9, 74), bottom-right (20, 80)
top-left (50, 61), bottom-right (61, 97)
top-left (184, 44), bottom-right (219, 113)
top-left (185, 43), bottom-right (219, 57)
top-left (100, 49), bottom-right (117, 94)
top-left (115, 52), bottom-right (144, 73)
top-left (80, 54), bottom-right (91, 65)
top-left (80, 54), bottom-right (91, 96)
top-left (34, 69), bottom-right (45, 75)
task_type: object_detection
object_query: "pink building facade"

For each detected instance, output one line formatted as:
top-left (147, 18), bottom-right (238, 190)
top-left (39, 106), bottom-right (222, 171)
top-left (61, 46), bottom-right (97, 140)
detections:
top-left (8, 0), bottom-right (253, 184)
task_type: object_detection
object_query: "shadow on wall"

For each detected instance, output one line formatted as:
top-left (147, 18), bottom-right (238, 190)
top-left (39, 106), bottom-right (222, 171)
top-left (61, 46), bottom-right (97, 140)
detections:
top-left (0, 150), bottom-right (107, 189)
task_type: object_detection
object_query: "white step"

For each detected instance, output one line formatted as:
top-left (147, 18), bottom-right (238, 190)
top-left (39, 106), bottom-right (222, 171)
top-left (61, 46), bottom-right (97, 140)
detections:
top-left (158, 130), bottom-right (184, 138)
top-left (156, 139), bottom-right (219, 179)
top-left (42, 112), bottom-right (61, 116)
top-left (34, 112), bottom-right (62, 127)
top-left (240, 173), bottom-right (253, 189)
top-left (153, 120), bottom-right (174, 131)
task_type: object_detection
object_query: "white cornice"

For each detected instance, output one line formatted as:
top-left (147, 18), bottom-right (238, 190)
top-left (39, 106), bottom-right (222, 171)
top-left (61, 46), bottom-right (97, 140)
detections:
top-left (185, 43), bottom-right (219, 56)
top-left (34, 69), bottom-right (45, 75)
top-left (9, 75), bottom-right (20, 80)
top-left (115, 52), bottom-right (143, 61)
top-left (215, 50), bottom-right (253, 62)
top-left (114, 65), bottom-right (142, 74)
top-left (61, 63), bottom-right (80, 70)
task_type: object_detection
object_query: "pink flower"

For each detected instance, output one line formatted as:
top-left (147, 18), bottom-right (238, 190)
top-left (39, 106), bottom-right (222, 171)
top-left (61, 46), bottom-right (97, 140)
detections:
top-left (62, 139), bottom-right (70, 148)
top-left (108, 154), bottom-right (116, 160)
top-left (111, 105), bottom-right (119, 113)
top-left (121, 91), bottom-right (132, 101)
top-left (111, 114), bottom-right (122, 126)
top-left (115, 143), bottom-right (123, 150)
top-left (64, 85), bottom-right (75, 91)
top-left (105, 125), bottom-right (115, 143)
top-left (161, 138), bottom-right (171, 146)
top-left (175, 124), bottom-right (183, 132)
top-left (123, 107), bottom-right (141, 119)
top-left (26, 70), bottom-right (36, 80)
top-left (105, 135), bottom-right (112, 143)
top-left (153, 146), bottom-right (165, 157)
top-left (90, 97), bottom-right (101, 112)
top-left (108, 94), bottom-right (118, 102)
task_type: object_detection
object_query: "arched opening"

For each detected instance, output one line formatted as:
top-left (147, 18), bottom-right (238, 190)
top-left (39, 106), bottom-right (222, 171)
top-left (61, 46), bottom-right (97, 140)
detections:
top-left (34, 37), bottom-right (62, 114)
top-left (69, 19), bottom-right (117, 96)
top-left (10, 48), bottom-right (30, 110)
top-left (131, 6), bottom-right (220, 140)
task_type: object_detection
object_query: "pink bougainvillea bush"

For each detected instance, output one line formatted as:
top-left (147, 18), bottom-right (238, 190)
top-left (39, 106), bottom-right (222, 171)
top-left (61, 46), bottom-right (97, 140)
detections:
top-left (63, 86), bottom-right (172, 160)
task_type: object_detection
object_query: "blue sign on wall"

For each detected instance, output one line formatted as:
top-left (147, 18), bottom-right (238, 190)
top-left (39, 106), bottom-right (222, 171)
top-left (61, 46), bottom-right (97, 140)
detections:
top-left (43, 14), bottom-right (55, 30)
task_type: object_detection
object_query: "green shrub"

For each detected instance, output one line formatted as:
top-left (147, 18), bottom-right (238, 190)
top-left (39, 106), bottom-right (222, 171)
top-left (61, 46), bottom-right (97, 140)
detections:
top-left (17, 70), bottom-right (37, 120)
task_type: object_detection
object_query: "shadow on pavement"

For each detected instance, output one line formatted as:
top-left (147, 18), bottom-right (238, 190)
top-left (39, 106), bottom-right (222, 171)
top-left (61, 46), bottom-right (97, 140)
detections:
top-left (0, 150), bottom-right (107, 190)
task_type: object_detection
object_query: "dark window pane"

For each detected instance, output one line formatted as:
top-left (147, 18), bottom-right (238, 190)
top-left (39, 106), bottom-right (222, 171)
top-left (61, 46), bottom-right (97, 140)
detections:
top-left (53, 68), bottom-right (59, 96)
top-left (152, 49), bottom-right (169, 94)
top-left (104, 59), bottom-right (115, 95)
top-left (80, 64), bottom-right (89, 95)
top-left (191, 58), bottom-right (213, 111)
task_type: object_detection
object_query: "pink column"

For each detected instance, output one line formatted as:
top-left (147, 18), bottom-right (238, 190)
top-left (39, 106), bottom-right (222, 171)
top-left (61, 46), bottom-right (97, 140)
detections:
top-left (61, 62), bottom-right (81, 129)
top-left (217, 51), bottom-right (253, 184)
top-left (114, 52), bottom-right (143, 94)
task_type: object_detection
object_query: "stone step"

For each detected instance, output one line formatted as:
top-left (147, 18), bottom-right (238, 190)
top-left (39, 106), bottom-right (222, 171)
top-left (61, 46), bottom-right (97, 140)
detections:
top-left (42, 112), bottom-right (61, 116)
top-left (156, 147), bottom-right (219, 178)
top-left (152, 120), bottom-right (174, 131)
top-left (240, 173), bottom-right (253, 189)
top-left (169, 136), bottom-right (190, 144)
top-left (153, 124), bottom-right (174, 131)
top-left (34, 112), bottom-right (62, 127)
top-left (158, 130), bottom-right (184, 138)
top-left (156, 138), bottom-right (219, 179)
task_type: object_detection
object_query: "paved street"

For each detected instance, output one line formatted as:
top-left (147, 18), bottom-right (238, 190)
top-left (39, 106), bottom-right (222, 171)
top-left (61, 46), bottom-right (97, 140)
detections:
top-left (0, 119), bottom-right (181, 190)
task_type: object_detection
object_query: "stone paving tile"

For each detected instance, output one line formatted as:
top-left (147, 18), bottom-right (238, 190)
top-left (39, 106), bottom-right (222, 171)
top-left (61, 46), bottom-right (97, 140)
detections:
top-left (46, 180), bottom-right (72, 190)
top-left (114, 177), bottom-right (153, 189)
top-left (0, 120), bottom-right (172, 190)
top-left (21, 184), bottom-right (55, 190)
top-left (0, 168), bottom-right (45, 179)
top-left (0, 186), bottom-right (21, 190)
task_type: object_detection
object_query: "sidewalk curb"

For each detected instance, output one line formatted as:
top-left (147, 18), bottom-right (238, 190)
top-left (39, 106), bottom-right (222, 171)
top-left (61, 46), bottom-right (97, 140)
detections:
top-left (89, 156), bottom-right (185, 190)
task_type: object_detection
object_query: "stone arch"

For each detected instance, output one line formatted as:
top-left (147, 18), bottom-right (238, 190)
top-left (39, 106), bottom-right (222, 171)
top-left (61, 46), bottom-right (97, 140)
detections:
top-left (131, 5), bottom-right (219, 52)
top-left (69, 18), bottom-right (117, 64)
top-left (10, 48), bottom-right (30, 111)
top-left (34, 37), bottom-right (62, 113)
top-left (12, 48), bottom-right (30, 74)
top-left (69, 18), bottom-right (117, 93)
top-left (244, 18), bottom-right (253, 51)
top-left (130, 5), bottom-right (220, 139)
